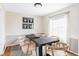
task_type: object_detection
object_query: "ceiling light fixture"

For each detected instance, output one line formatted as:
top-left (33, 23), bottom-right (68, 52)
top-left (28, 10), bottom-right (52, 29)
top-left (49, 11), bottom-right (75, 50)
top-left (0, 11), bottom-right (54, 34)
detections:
top-left (34, 3), bottom-right (42, 8)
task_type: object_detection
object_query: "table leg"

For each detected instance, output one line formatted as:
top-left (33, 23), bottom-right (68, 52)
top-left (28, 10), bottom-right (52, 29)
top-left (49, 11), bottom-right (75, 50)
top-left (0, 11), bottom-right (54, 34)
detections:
top-left (36, 46), bottom-right (46, 56)
top-left (38, 46), bottom-right (42, 56)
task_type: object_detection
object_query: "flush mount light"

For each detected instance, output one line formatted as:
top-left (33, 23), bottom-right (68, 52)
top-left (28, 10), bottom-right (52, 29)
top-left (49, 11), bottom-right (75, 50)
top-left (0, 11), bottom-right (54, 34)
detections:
top-left (34, 3), bottom-right (42, 8)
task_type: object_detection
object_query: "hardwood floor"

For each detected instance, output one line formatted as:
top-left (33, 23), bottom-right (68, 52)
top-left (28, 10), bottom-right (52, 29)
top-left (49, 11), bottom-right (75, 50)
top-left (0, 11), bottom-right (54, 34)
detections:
top-left (3, 46), bottom-right (12, 56)
top-left (2, 45), bottom-right (77, 56)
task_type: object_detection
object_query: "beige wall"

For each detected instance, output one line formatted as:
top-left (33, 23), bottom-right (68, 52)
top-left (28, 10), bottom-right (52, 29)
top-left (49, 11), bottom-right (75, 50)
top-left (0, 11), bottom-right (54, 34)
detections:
top-left (5, 11), bottom-right (44, 46)
top-left (5, 11), bottom-right (43, 35)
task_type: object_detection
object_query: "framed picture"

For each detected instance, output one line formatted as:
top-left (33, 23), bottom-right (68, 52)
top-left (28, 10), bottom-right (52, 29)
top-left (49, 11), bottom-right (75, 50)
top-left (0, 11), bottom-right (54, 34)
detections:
top-left (29, 18), bottom-right (34, 23)
top-left (23, 17), bottom-right (29, 23)
top-left (29, 24), bottom-right (34, 29)
top-left (22, 17), bottom-right (34, 29)
top-left (22, 24), bottom-right (28, 29)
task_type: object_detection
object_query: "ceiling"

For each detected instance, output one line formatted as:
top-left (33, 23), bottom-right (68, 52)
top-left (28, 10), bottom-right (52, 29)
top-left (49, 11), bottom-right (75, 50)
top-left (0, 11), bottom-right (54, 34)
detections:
top-left (2, 3), bottom-right (73, 16)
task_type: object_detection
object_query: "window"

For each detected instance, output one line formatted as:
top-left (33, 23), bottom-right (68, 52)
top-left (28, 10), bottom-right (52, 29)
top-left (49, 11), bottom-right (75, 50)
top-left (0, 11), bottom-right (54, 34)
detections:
top-left (49, 13), bottom-right (68, 42)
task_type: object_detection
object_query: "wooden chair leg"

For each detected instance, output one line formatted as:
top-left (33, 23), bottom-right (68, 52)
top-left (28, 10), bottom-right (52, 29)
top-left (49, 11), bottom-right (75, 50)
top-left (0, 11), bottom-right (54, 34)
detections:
top-left (52, 49), bottom-right (54, 56)
top-left (29, 51), bottom-right (32, 55)
top-left (26, 44), bottom-right (30, 56)
top-left (65, 51), bottom-right (67, 56)
top-left (45, 45), bottom-right (50, 56)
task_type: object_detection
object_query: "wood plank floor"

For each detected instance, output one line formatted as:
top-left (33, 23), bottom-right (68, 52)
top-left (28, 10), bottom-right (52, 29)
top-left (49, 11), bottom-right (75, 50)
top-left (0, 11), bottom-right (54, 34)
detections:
top-left (3, 46), bottom-right (12, 56)
top-left (2, 46), bottom-right (77, 56)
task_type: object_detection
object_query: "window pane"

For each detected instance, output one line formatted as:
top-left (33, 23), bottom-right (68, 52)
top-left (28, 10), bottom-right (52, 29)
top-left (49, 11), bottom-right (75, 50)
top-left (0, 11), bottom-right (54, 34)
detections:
top-left (49, 15), bottom-right (67, 42)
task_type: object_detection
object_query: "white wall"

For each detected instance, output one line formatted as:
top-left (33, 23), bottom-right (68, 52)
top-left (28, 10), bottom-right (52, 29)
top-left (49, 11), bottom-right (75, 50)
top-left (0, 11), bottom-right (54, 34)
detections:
top-left (69, 5), bottom-right (79, 39)
top-left (78, 39), bottom-right (79, 55)
top-left (5, 11), bottom-right (43, 35)
top-left (0, 5), bottom-right (5, 55)
top-left (43, 4), bottom-right (79, 55)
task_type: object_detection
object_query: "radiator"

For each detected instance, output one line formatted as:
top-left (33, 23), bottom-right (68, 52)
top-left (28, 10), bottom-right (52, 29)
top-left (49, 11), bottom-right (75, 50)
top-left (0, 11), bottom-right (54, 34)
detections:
top-left (69, 38), bottom-right (79, 55)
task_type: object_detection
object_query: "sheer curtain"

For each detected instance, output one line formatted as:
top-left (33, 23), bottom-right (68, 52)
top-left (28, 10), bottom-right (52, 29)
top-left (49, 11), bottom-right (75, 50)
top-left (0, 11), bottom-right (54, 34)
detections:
top-left (49, 13), bottom-right (68, 42)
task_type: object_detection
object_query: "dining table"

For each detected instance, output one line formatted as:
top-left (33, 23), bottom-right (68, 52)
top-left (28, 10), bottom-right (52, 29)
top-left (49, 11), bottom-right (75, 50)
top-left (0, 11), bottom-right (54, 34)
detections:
top-left (26, 35), bottom-right (59, 56)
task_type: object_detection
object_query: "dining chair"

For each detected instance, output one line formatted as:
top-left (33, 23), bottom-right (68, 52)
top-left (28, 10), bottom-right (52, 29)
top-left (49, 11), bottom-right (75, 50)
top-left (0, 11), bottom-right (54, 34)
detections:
top-left (18, 37), bottom-right (30, 56)
top-left (43, 36), bottom-right (59, 56)
top-left (18, 36), bottom-right (37, 56)
top-left (27, 41), bottom-right (37, 56)
top-left (46, 41), bottom-right (69, 56)
top-left (36, 33), bottom-right (47, 37)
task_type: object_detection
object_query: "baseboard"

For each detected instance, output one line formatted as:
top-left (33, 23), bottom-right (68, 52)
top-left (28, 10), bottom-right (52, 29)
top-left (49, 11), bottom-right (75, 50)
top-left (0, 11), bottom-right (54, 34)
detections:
top-left (67, 50), bottom-right (79, 56)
